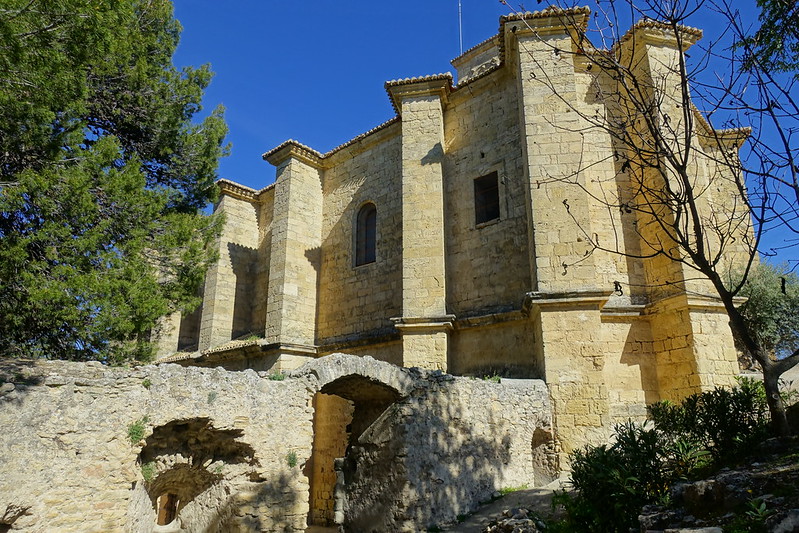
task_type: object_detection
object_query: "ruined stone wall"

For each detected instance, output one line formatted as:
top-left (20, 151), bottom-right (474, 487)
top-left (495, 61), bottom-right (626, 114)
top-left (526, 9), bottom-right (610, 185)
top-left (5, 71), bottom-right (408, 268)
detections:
top-left (316, 129), bottom-right (403, 349)
top-left (343, 374), bottom-right (554, 532)
top-left (0, 355), bottom-right (555, 533)
top-left (0, 360), bottom-right (314, 533)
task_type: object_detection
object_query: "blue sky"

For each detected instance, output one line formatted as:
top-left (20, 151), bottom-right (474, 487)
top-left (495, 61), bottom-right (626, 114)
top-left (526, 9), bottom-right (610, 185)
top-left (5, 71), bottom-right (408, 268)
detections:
top-left (172, 1), bottom-right (760, 189)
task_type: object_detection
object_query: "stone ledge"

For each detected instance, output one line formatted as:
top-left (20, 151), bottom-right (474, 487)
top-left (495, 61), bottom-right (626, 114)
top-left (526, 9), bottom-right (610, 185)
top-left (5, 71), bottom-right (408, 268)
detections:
top-left (522, 289), bottom-right (613, 315)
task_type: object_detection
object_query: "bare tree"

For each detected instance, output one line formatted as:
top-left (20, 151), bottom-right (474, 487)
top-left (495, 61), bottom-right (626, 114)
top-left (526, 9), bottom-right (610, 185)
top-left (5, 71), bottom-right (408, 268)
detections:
top-left (500, 0), bottom-right (799, 435)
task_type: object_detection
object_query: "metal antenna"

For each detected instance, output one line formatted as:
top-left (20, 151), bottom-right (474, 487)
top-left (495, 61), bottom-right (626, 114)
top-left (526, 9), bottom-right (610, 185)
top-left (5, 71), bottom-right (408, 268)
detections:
top-left (458, 0), bottom-right (463, 55)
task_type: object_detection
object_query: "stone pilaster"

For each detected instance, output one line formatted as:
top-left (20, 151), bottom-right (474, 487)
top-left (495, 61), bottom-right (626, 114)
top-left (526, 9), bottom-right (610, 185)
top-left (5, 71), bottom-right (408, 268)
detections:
top-left (511, 11), bottom-right (619, 459)
top-left (510, 10), bottom-right (602, 292)
top-left (616, 24), bottom-right (739, 400)
top-left (198, 189), bottom-right (260, 351)
top-left (386, 75), bottom-right (452, 371)
top-left (524, 290), bottom-right (613, 464)
top-left (262, 142), bottom-right (324, 370)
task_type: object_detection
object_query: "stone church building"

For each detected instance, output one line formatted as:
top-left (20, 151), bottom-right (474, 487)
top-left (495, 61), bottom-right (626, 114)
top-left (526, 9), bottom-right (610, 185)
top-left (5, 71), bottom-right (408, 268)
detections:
top-left (0, 9), bottom-right (755, 533)
top-left (155, 8), bottom-right (743, 456)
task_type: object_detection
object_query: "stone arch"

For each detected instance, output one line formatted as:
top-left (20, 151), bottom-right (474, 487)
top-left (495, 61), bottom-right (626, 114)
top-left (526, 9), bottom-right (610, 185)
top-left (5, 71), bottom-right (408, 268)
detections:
top-left (290, 354), bottom-right (416, 527)
top-left (128, 418), bottom-right (258, 532)
top-left (290, 353), bottom-right (416, 398)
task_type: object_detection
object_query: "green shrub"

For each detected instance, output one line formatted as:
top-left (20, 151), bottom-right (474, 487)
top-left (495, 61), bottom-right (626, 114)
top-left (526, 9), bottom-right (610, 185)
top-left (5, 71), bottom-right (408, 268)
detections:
top-left (647, 381), bottom-right (769, 462)
top-left (555, 382), bottom-right (771, 532)
top-left (267, 372), bottom-right (285, 381)
top-left (141, 378), bottom-right (151, 389)
top-left (127, 416), bottom-right (149, 445)
top-left (286, 451), bottom-right (297, 468)
top-left (561, 422), bottom-right (670, 532)
top-left (140, 461), bottom-right (155, 482)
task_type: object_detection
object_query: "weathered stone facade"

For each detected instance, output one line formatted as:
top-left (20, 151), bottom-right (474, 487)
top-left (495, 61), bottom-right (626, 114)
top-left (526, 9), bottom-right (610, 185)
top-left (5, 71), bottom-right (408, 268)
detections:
top-left (0, 355), bottom-right (554, 532)
top-left (151, 9), bottom-right (745, 468)
top-left (0, 8), bottom-right (743, 531)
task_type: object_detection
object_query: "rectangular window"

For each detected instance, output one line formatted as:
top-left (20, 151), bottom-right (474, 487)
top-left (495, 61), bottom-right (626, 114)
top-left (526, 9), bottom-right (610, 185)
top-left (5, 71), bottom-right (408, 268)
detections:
top-left (474, 171), bottom-right (500, 225)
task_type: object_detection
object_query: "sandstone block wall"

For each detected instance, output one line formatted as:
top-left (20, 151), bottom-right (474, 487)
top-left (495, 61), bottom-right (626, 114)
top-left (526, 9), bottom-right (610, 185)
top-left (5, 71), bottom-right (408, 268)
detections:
top-left (198, 193), bottom-right (260, 350)
top-left (316, 131), bottom-right (403, 346)
top-left (0, 355), bottom-right (555, 532)
top-left (152, 8), bottom-right (748, 468)
top-left (0, 360), bottom-right (314, 533)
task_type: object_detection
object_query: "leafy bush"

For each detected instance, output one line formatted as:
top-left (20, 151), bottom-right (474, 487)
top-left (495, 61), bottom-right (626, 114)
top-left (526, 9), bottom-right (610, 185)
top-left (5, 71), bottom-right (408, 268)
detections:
top-left (127, 416), bottom-right (149, 445)
top-left (553, 382), bottom-right (771, 532)
top-left (647, 380), bottom-right (769, 462)
top-left (557, 422), bottom-right (669, 532)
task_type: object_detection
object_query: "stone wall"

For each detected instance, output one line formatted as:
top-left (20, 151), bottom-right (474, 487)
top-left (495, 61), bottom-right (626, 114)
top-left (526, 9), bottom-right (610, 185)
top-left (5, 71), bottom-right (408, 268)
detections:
top-left (316, 130), bottom-right (403, 348)
top-left (342, 374), bottom-right (555, 532)
top-left (0, 359), bottom-right (313, 533)
top-left (443, 68), bottom-right (531, 318)
top-left (0, 355), bottom-right (554, 532)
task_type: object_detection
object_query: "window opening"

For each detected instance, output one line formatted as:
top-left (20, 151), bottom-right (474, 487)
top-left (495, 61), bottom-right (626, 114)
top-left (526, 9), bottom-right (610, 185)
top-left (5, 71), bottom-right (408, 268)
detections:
top-left (355, 203), bottom-right (377, 266)
top-left (474, 172), bottom-right (500, 225)
top-left (157, 493), bottom-right (180, 525)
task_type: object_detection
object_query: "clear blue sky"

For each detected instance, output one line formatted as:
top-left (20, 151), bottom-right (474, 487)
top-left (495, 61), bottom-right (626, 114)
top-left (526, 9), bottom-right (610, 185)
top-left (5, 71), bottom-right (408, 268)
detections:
top-left (172, 1), bottom-right (760, 190)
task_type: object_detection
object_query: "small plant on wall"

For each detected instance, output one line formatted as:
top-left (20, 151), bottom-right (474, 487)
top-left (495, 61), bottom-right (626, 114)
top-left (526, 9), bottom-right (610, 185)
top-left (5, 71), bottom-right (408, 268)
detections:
top-left (127, 416), bottom-right (149, 445)
top-left (286, 451), bottom-right (298, 468)
top-left (140, 461), bottom-right (156, 482)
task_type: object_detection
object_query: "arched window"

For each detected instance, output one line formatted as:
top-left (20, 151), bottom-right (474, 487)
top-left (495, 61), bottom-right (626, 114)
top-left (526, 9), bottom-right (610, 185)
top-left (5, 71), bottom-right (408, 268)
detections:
top-left (355, 203), bottom-right (377, 266)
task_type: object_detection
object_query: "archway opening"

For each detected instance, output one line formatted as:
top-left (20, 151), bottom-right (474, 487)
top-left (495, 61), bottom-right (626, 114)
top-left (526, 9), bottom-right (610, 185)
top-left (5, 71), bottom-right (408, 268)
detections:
top-left (307, 375), bottom-right (402, 527)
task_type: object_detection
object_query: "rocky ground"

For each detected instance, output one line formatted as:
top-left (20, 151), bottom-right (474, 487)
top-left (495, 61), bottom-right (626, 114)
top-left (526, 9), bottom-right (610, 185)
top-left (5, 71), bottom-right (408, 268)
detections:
top-left (639, 437), bottom-right (799, 533)
top-left (440, 437), bottom-right (799, 533)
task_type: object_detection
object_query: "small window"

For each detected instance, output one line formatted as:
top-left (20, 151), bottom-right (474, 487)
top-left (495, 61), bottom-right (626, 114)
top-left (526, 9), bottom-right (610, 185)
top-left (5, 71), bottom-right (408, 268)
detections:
top-left (355, 203), bottom-right (377, 266)
top-left (474, 171), bottom-right (500, 225)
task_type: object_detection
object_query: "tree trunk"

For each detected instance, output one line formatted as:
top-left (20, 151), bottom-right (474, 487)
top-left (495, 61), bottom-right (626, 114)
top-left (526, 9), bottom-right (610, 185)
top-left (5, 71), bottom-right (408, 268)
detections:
top-left (762, 363), bottom-right (790, 436)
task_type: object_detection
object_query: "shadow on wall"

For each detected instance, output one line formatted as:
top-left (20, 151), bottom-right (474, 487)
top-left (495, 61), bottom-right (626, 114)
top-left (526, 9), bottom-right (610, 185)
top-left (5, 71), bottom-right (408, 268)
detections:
top-left (340, 374), bottom-right (553, 532)
top-left (129, 416), bottom-right (308, 532)
top-left (0, 359), bottom-right (53, 406)
top-left (228, 242), bottom-right (259, 341)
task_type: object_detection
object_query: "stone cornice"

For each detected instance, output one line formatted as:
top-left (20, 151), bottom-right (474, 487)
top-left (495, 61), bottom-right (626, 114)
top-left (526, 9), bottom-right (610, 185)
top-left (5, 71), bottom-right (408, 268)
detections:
top-left (618, 18), bottom-right (702, 51)
top-left (692, 105), bottom-right (751, 149)
top-left (500, 6), bottom-right (590, 42)
top-left (391, 315), bottom-right (456, 332)
top-left (262, 139), bottom-right (325, 168)
top-left (216, 179), bottom-right (275, 203)
top-left (451, 34), bottom-right (500, 70)
top-left (522, 289), bottom-right (613, 316)
top-left (217, 179), bottom-right (258, 202)
top-left (385, 73), bottom-right (453, 115)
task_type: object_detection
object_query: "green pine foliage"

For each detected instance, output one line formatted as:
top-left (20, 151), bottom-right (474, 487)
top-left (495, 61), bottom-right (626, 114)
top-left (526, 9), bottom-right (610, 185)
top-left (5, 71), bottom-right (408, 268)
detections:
top-left (0, 0), bottom-right (227, 361)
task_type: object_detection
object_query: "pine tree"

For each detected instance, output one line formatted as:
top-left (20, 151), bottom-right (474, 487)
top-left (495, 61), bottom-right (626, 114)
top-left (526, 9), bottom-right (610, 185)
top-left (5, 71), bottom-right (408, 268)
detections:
top-left (0, 0), bottom-right (227, 361)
